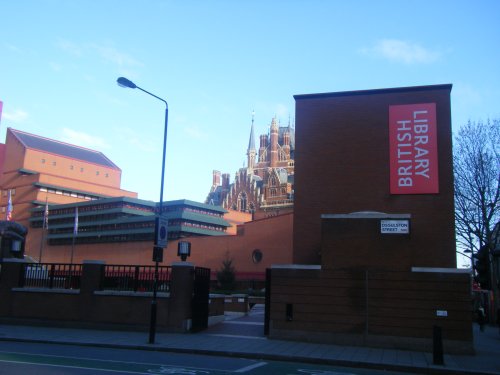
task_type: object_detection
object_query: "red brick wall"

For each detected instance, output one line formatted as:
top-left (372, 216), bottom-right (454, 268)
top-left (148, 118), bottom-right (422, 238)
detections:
top-left (33, 212), bottom-right (294, 279)
top-left (293, 85), bottom-right (455, 267)
top-left (269, 266), bottom-right (472, 353)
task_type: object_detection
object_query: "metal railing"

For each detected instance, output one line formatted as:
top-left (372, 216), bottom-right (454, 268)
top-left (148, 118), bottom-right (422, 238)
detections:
top-left (101, 265), bottom-right (171, 293)
top-left (21, 263), bottom-right (82, 289)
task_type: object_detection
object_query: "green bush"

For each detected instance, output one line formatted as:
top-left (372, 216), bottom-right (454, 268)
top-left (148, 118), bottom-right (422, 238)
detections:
top-left (216, 256), bottom-right (235, 291)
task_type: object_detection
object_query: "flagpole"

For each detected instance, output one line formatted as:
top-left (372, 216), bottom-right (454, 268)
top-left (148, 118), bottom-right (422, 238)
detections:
top-left (70, 235), bottom-right (75, 264)
top-left (39, 225), bottom-right (45, 263)
top-left (6, 190), bottom-right (13, 221)
top-left (38, 196), bottom-right (48, 263)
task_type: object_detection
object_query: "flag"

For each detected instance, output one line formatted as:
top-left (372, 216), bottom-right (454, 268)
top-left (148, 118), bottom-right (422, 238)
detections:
top-left (73, 207), bottom-right (78, 235)
top-left (43, 198), bottom-right (49, 230)
top-left (6, 190), bottom-right (13, 221)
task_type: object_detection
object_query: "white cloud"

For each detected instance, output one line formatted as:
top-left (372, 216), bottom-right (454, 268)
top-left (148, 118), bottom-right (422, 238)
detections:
top-left (2, 109), bottom-right (29, 123)
top-left (56, 39), bottom-right (142, 71)
top-left (115, 126), bottom-right (158, 153)
top-left (56, 39), bottom-right (83, 57)
top-left (49, 61), bottom-right (62, 72)
top-left (91, 44), bottom-right (143, 68)
top-left (60, 128), bottom-right (109, 150)
top-left (274, 103), bottom-right (290, 120)
top-left (184, 126), bottom-right (207, 139)
top-left (4, 43), bottom-right (22, 53)
top-left (361, 39), bottom-right (441, 64)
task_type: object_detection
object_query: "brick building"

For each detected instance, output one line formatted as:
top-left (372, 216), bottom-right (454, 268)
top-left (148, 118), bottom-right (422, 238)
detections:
top-left (0, 127), bottom-right (292, 279)
top-left (267, 84), bottom-right (472, 354)
top-left (206, 116), bottom-right (294, 218)
top-left (0, 129), bottom-right (236, 260)
top-left (292, 84), bottom-right (456, 266)
top-left (0, 128), bottom-right (136, 237)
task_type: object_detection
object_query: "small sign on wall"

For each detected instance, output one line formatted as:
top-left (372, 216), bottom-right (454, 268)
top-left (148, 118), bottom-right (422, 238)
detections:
top-left (381, 220), bottom-right (410, 234)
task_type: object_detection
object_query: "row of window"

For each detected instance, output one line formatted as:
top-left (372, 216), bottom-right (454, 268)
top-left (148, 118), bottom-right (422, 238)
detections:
top-left (47, 219), bottom-right (154, 234)
top-left (170, 220), bottom-right (225, 232)
top-left (45, 220), bottom-right (224, 246)
top-left (268, 188), bottom-right (287, 197)
top-left (40, 158), bottom-right (110, 177)
top-left (166, 206), bottom-right (223, 218)
top-left (39, 187), bottom-right (97, 201)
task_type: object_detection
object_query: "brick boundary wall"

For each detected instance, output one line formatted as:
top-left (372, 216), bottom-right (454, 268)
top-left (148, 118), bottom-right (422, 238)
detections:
top-left (268, 266), bottom-right (473, 354)
top-left (0, 259), bottom-right (197, 332)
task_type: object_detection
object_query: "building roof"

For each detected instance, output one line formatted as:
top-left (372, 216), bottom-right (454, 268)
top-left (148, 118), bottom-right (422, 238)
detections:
top-left (294, 84), bottom-right (453, 101)
top-left (166, 199), bottom-right (228, 214)
top-left (9, 128), bottom-right (120, 170)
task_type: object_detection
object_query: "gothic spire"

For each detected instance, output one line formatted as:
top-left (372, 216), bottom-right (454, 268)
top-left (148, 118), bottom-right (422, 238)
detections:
top-left (247, 111), bottom-right (257, 172)
top-left (248, 110), bottom-right (256, 152)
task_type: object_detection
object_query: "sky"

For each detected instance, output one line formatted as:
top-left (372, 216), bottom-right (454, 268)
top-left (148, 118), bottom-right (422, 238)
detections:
top-left (0, 1), bottom-right (499, 237)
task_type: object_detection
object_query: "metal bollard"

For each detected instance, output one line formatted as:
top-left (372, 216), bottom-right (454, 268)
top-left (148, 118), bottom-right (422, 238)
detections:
top-left (433, 325), bottom-right (444, 365)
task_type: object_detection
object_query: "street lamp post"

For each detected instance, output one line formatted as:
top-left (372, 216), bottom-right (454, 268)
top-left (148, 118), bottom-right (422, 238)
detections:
top-left (117, 77), bottom-right (168, 344)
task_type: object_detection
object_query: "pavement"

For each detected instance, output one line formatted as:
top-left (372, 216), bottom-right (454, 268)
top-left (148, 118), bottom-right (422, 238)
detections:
top-left (0, 305), bottom-right (499, 375)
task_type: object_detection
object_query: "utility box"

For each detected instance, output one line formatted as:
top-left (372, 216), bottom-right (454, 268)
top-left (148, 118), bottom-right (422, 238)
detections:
top-left (0, 220), bottom-right (27, 260)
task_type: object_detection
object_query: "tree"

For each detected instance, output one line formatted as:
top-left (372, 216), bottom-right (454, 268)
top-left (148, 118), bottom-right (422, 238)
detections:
top-left (216, 253), bottom-right (236, 292)
top-left (474, 245), bottom-right (491, 290)
top-left (454, 119), bottom-right (499, 292)
top-left (454, 119), bottom-right (499, 255)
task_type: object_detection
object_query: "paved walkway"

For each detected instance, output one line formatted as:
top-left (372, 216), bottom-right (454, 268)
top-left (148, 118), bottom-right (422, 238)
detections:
top-left (0, 305), bottom-right (499, 375)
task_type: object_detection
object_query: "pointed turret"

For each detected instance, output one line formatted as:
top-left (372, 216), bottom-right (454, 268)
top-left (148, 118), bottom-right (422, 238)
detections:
top-left (247, 111), bottom-right (256, 172)
top-left (248, 111), bottom-right (256, 152)
top-left (270, 117), bottom-right (279, 167)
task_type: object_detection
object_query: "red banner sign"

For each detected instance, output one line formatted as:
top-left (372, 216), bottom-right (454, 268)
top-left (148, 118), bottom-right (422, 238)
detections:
top-left (389, 103), bottom-right (439, 194)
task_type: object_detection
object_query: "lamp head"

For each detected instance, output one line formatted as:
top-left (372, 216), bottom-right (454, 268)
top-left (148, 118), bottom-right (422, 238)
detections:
top-left (117, 77), bottom-right (137, 89)
top-left (177, 241), bottom-right (191, 261)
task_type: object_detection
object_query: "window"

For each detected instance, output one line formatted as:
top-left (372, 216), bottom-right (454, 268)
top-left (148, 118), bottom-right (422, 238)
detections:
top-left (238, 192), bottom-right (247, 212)
top-left (80, 168), bottom-right (84, 172)
top-left (252, 249), bottom-right (263, 264)
top-left (41, 159), bottom-right (46, 164)
top-left (70, 165), bottom-right (74, 170)
top-left (96, 171), bottom-right (100, 176)
top-left (52, 161), bottom-right (56, 166)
